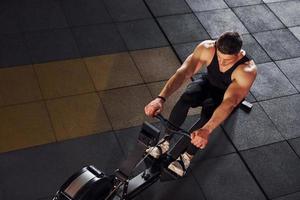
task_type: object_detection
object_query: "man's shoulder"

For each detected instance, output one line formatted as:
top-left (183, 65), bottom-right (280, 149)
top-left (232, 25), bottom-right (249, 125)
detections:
top-left (234, 60), bottom-right (257, 82)
top-left (193, 40), bottom-right (215, 59)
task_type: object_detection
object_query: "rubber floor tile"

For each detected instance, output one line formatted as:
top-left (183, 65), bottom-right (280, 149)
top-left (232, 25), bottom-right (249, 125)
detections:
top-left (103, 0), bottom-right (151, 22)
top-left (233, 4), bottom-right (284, 33)
top-left (186, 0), bottom-right (228, 12)
top-left (61, 0), bottom-right (112, 26)
top-left (145, 0), bottom-right (191, 16)
top-left (241, 141), bottom-right (300, 199)
top-left (0, 1), bottom-right (20, 34)
top-left (0, 33), bottom-right (32, 68)
top-left (0, 102), bottom-right (55, 153)
top-left (253, 29), bottom-right (300, 60)
top-left (289, 26), bottom-right (300, 40)
top-left (46, 93), bottom-right (112, 141)
top-left (84, 52), bottom-right (143, 91)
top-left (276, 57), bottom-right (300, 91)
top-left (272, 192), bottom-right (300, 200)
top-left (25, 29), bottom-right (80, 63)
top-left (72, 24), bottom-right (127, 57)
top-left (0, 65), bottom-right (42, 106)
top-left (195, 9), bottom-right (248, 39)
top-left (267, 1), bottom-right (300, 27)
top-left (250, 62), bottom-right (297, 101)
top-left (224, 0), bottom-right (263, 7)
top-left (192, 153), bottom-right (266, 200)
top-left (130, 47), bottom-right (181, 83)
top-left (260, 94), bottom-right (300, 139)
top-left (223, 102), bottom-right (284, 150)
top-left (34, 59), bottom-right (94, 99)
top-left (117, 19), bottom-right (168, 50)
top-left (99, 84), bottom-right (154, 130)
top-left (157, 14), bottom-right (210, 44)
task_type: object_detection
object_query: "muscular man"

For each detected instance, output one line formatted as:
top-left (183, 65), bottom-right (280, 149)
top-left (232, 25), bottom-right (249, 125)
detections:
top-left (144, 32), bottom-right (257, 176)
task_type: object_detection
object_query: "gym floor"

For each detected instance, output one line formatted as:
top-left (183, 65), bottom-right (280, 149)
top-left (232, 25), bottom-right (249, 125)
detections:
top-left (0, 0), bottom-right (300, 199)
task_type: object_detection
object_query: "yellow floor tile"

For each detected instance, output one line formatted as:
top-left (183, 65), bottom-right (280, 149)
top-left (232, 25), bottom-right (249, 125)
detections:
top-left (99, 85), bottom-right (154, 130)
top-left (0, 65), bottom-right (42, 106)
top-left (34, 59), bottom-right (95, 99)
top-left (130, 47), bottom-right (181, 83)
top-left (84, 52), bottom-right (143, 91)
top-left (147, 80), bottom-right (201, 118)
top-left (0, 102), bottom-right (55, 153)
top-left (46, 93), bottom-right (112, 141)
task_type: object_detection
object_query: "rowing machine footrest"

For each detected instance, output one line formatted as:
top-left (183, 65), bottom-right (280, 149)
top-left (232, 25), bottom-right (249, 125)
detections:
top-left (160, 167), bottom-right (182, 182)
top-left (138, 121), bottom-right (160, 146)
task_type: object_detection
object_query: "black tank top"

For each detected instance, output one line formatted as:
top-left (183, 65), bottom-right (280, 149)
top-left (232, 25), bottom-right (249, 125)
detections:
top-left (206, 47), bottom-right (251, 92)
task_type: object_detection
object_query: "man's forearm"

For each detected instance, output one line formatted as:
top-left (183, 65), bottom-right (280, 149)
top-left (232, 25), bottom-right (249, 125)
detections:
top-left (158, 72), bottom-right (186, 99)
top-left (202, 98), bottom-right (237, 133)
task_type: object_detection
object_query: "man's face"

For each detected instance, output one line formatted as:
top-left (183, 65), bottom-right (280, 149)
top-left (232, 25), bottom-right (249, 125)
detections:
top-left (216, 49), bottom-right (239, 66)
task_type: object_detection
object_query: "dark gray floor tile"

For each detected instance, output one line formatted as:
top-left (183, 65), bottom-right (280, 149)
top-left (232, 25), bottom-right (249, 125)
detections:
top-left (289, 137), bottom-right (300, 159)
top-left (25, 29), bottom-right (79, 63)
top-left (173, 41), bottom-right (200, 62)
top-left (223, 103), bottom-right (284, 150)
top-left (157, 14), bottom-right (210, 44)
top-left (241, 34), bottom-right (272, 64)
top-left (224, 0), bottom-right (263, 7)
top-left (195, 9), bottom-right (249, 39)
top-left (138, 174), bottom-right (206, 200)
top-left (0, 132), bottom-right (124, 200)
top-left (61, 0), bottom-right (112, 26)
top-left (250, 62), bottom-right (297, 101)
top-left (246, 91), bottom-right (257, 102)
top-left (145, 0), bottom-right (191, 16)
top-left (253, 29), bottom-right (300, 60)
top-left (241, 141), bottom-right (300, 199)
top-left (117, 19), bottom-right (168, 50)
top-left (267, 1), bottom-right (300, 27)
top-left (73, 24), bottom-right (127, 57)
top-left (273, 192), bottom-right (300, 200)
top-left (0, 1), bottom-right (20, 34)
top-left (192, 153), bottom-right (266, 200)
top-left (18, 0), bottom-right (67, 32)
top-left (0, 33), bottom-right (32, 68)
top-left (186, 0), bottom-right (228, 12)
top-left (103, 0), bottom-right (151, 22)
top-left (276, 57), bottom-right (300, 91)
top-left (289, 26), bottom-right (300, 41)
top-left (233, 4), bottom-right (284, 33)
top-left (260, 94), bottom-right (300, 139)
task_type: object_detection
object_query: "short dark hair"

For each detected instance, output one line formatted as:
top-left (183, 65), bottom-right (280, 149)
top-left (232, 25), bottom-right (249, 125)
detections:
top-left (216, 31), bottom-right (243, 55)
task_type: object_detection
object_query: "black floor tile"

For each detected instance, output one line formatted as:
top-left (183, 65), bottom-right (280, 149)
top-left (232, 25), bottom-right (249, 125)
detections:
top-left (195, 9), bottom-right (249, 39)
top-left (145, 0), bottom-right (192, 17)
top-left (273, 192), bottom-right (300, 200)
top-left (276, 57), bottom-right (300, 92)
top-left (251, 62), bottom-right (297, 101)
top-left (260, 94), bottom-right (300, 139)
top-left (253, 29), bottom-right (300, 60)
top-left (25, 29), bottom-right (79, 63)
top-left (242, 34), bottom-right (272, 64)
top-left (192, 153), bottom-right (266, 200)
top-left (186, 0), bottom-right (228, 12)
top-left (103, 0), bottom-right (151, 22)
top-left (117, 19), bottom-right (168, 50)
top-left (73, 24), bottom-right (127, 57)
top-left (17, 0), bottom-right (68, 32)
top-left (0, 33), bottom-right (32, 68)
top-left (224, 0), bottom-right (263, 7)
top-left (0, 1), bottom-right (20, 34)
top-left (267, 1), bottom-right (300, 27)
top-left (173, 41), bottom-right (200, 63)
top-left (0, 131), bottom-right (124, 200)
top-left (138, 174), bottom-right (206, 200)
top-left (289, 137), bottom-right (300, 158)
top-left (61, 0), bottom-right (112, 26)
top-left (223, 103), bottom-right (284, 150)
top-left (157, 14), bottom-right (210, 44)
top-left (233, 4), bottom-right (284, 33)
top-left (241, 141), bottom-right (300, 199)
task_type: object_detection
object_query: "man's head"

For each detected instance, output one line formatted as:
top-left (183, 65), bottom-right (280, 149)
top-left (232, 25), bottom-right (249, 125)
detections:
top-left (216, 31), bottom-right (243, 55)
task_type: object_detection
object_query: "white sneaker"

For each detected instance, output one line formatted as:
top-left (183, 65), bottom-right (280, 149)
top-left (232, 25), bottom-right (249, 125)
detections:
top-left (168, 152), bottom-right (193, 177)
top-left (145, 139), bottom-right (170, 159)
